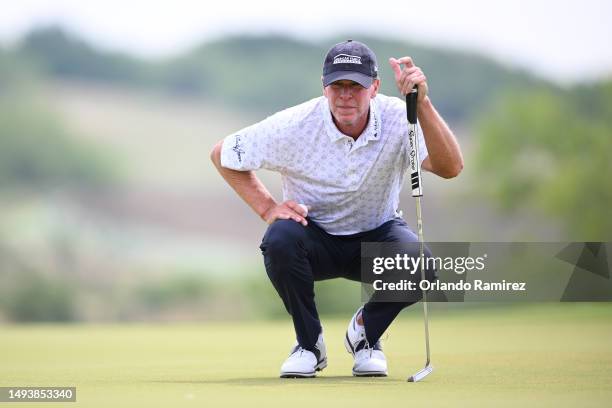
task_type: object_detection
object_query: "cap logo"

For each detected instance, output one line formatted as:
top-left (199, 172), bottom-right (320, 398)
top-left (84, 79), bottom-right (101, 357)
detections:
top-left (333, 54), bottom-right (362, 65)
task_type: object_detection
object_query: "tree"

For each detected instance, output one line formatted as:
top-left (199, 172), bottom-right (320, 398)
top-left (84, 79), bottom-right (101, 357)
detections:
top-left (473, 82), bottom-right (612, 240)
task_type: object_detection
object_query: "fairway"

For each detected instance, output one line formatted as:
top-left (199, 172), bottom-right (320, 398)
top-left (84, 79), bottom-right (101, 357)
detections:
top-left (1, 304), bottom-right (611, 407)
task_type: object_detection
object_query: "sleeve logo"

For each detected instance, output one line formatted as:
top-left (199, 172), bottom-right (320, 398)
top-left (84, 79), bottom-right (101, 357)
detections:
top-left (232, 134), bottom-right (245, 163)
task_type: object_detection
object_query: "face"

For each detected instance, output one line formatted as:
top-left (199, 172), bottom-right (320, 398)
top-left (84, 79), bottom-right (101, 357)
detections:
top-left (323, 79), bottom-right (380, 133)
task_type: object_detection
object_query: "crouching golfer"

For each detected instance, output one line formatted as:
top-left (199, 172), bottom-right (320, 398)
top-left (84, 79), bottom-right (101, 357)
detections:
top-left (211, 40), bottom-right (463, 377)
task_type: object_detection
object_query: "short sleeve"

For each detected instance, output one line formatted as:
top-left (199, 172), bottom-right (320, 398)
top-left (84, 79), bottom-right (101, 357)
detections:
top-left (220, 113), bottom-right (290, 172)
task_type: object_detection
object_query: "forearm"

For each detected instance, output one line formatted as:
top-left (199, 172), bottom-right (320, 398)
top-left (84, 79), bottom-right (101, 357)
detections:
top-left (211, 143), bottom-right (277, 221)
top-left (418, 97), bottom-right (464, 178)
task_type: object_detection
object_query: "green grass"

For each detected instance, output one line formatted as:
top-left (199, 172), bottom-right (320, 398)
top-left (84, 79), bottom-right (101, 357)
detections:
top-left (1, 304), bottom-right (611, 407)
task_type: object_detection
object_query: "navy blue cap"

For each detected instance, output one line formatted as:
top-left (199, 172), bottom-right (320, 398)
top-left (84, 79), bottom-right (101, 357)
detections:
top-left (322, 40), bottom-right (378, 88)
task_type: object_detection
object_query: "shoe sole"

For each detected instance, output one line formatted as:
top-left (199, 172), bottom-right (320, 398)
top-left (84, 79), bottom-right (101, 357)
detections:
top-left (352, 371), bottom-right (388, 377)
top-left (279, 358), bottom-right (327, 378)
top-left (345, 331), bottom-right (388, 377)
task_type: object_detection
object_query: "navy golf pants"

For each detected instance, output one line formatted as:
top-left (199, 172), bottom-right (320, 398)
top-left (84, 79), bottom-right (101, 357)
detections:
top-left (260, 217), bottom-right (434, 352)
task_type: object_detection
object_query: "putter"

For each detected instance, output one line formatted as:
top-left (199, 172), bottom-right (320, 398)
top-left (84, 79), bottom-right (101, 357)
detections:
top-left (405, 87), bottom-right (434, 382)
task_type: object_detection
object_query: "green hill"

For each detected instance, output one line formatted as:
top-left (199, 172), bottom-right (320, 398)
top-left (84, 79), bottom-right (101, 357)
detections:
top-left (17, 26), bottom-right (550, 122)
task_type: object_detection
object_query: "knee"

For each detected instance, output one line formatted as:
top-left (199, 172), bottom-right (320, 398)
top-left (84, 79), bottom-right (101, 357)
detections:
top-left (260, 219), bottom-right (308, 261)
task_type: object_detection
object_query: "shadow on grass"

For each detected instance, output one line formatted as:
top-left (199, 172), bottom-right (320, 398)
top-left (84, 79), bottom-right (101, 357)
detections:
top-left (149, 376), bottom-right (408, 386)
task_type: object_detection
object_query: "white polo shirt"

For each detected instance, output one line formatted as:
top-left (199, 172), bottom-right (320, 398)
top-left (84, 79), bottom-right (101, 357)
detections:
top-left (220, 93), bottom-right (428, 235)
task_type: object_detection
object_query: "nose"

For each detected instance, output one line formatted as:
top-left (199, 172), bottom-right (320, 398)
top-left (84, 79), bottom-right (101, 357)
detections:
top-left (339, 85), bottom-right (352, 98)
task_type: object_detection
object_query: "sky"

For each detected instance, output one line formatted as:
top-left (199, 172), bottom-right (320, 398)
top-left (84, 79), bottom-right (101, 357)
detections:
top-left (1, 0), bottom-right (611, 84)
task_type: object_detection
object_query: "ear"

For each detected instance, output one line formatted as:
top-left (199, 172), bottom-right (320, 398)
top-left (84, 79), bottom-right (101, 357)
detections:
top-left (322, 75), bottom-right (329, 97)
top-left (370, 79), bottom-right (380, 98)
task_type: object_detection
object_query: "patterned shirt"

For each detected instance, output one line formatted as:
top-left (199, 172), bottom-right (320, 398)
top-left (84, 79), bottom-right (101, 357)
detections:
top-left (220, 93), bottom-right (428, 235)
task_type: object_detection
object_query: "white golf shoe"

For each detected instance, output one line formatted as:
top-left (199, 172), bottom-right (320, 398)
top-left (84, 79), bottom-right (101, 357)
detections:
top-left (280, 333), bottom-right (327, 378)
top-left (344, 306), bottom-right (388, 377)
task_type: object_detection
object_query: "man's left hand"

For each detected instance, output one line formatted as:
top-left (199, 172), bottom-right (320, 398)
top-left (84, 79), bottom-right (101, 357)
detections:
top-left (389, 57), bottom-right (428, 102)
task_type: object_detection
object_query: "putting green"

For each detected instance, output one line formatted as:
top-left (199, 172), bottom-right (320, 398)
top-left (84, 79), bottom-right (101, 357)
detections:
top-left (1, 304), bottom-right (611, 407)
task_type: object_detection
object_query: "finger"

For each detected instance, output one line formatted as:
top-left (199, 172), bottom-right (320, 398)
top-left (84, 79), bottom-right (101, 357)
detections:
top-left (412, 74), bottom-right (427, 86)
top-left (275, 212), bottom-right (306, 226)
top-left (283, 201), bottom-right (307, 220)
top-left (268, 213), bottom-right (287, 224)
top-left (292, 214), bottom-right (308, 226)
top-left (403, 71), bottom-right (426, 93)
top-left (298, 203), bottom-right (309, 217)
top-left (287, 202), bottom-right (308, 222)
top-left (402, 66), bottom-right (420, 76)
top-left (395, 56), bottom-right (414, 69)
top-left (399, 67), bottom-right (419, 86)
top-left (406, 74), bottom-right (426, 93)
top-left (286, 201), bottom-right (307, 217)
top-left (404, 82), bottom-right (414, 96)
top-left (401, 68), bottom-right (421, 83)
top-left (406, 72), bottom-right (425, 85)
top-left (400, 74), bottom-right (414, 95)
top-left (388, 57), bottom-right (402, 80)
top-left (284, 209), bottom-right (308, 226)
top-left (397, 69), bottom-right (409, 94)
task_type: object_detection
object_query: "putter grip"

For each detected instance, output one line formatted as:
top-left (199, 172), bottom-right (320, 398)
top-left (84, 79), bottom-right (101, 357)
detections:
top-left (406, 87), bottom-right (418, 124)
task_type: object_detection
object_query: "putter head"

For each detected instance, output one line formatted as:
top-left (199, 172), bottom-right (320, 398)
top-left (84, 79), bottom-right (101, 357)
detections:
top-left (407, 364), bottom-right (433, 382)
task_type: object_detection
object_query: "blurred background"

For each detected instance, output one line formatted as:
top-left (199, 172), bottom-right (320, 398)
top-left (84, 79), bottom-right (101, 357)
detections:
top-left (0, 0), bottom-right (610, 323)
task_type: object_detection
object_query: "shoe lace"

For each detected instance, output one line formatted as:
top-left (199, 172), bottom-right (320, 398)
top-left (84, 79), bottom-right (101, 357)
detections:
top-left (354, 327), bottom-right (371, 357)
top-left (354, 309), bottom-right (383, 358)
top-left (356, 338), bottom-right (380, 358)
top-left (290, 345), bottom-right (305, 357)
top-left (366, 340), bottom-right (373, 358)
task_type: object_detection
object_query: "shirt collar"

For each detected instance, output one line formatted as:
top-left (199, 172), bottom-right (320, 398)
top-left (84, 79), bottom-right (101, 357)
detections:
top-left (322, 97), bottom-right (381, 146)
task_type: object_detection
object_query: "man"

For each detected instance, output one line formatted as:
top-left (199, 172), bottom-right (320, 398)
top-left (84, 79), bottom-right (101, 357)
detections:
top-left (211, 40), bottom-right (463, 378)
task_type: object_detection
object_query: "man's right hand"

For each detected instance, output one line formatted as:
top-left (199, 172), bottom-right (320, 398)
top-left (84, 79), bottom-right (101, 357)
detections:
top-left (263, 200), bottom-right (309, 226)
